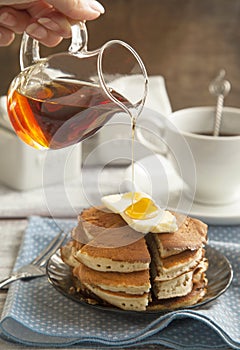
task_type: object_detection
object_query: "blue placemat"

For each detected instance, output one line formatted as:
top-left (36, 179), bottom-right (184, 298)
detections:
top-left (0, 216), bottom-right (239, 349)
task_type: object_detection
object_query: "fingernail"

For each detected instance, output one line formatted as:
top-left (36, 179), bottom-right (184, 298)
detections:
top-left (88, 0), bottom-right (105, 14)
top-left (37, 18), bottom-right (60, 31)
top-left (26, 23), bottom-right (48, 39)
top-left (0, 12), bottom-right (17, 27)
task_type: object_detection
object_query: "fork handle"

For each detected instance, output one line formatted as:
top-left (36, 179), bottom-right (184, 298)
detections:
top-left (0, 273), bottom-right (25, 289)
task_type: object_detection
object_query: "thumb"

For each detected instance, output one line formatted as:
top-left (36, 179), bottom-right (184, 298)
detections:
top-left (46, 0), bottom-right (105, 21)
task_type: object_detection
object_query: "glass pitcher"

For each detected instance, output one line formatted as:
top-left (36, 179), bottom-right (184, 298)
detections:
top-left (7, 22), bottom-right (148, 150)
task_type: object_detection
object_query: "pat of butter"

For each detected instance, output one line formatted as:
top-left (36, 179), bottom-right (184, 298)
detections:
top-left (102, 192), bottom-right (178, 234)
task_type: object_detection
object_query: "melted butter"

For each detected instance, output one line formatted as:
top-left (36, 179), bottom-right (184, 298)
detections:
top-left (124, 197), bottom-right (159, 220)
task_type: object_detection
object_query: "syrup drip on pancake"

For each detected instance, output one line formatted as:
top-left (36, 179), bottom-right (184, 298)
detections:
top-left (129, 116), bottom-right (158, 221)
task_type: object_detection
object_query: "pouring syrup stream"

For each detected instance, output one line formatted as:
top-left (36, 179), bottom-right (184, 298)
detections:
top-left (131, 116), bottom-right (136, 206)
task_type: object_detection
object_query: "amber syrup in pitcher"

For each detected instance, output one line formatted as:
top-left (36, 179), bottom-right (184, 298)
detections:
top-left (7, 80), bottom-right (128, 150)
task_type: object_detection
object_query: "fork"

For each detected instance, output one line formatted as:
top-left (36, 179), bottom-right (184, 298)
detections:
top-left (0, 230), bottom-right (68, 289)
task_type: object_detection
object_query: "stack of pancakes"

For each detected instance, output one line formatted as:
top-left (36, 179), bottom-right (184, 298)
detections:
top-left (61, 207), bottom-right (151, 311)
top-left (61, 207), bottom-right (208, 311)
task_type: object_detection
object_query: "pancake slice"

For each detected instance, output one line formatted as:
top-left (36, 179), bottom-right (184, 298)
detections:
top-left (151, 269), bottom-right (194, 299)
top-left (147, 232), bottom-right (204, 280)
top-left (83, 283), bottom-right (150, 311)
top-left (148, 278), bottom-right (207, 311)
top-left (73, 263), bottom-right (151, 295)
top-left (74, 228), bottom-right (151, 272)
top-left (152, 216), bottom-right (208, 258)
top-left (151, 258), bottom-right (208, 300)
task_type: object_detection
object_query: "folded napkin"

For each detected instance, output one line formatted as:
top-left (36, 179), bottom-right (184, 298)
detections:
top-left (0, 216), bottom-right (239, 349)
top-left (90, 75), bottom-right (172, 166)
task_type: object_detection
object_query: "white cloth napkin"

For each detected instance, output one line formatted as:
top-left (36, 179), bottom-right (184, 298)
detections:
top-left (87, 75), bottom-right (172, 165)
top-left (124, 153), bottom-right (183, 196)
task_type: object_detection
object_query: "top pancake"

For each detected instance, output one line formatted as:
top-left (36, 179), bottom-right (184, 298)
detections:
top-left (72, 207), bottom-right (151, 272)
top-left (71, 207), bottom-right (206, 272)
top-left (152, 216), bottom-right (208, 258)
top-left (80, 206), bottom-right (126, 236)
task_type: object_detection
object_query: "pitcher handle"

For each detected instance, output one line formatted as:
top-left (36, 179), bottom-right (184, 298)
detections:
top-left (20, 21), bottom-right (92, 70)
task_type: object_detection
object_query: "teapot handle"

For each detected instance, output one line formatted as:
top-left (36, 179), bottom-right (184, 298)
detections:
top-left (20, 21), bottom-right (90, 70)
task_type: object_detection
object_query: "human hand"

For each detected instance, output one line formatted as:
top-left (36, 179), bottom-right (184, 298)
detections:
top-left (0, 0), bottom-right (105, 46)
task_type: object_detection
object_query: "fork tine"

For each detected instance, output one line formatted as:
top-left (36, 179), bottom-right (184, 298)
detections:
top-left (35, 231), bottom-right (68, 268)
top-left (31, 231), bottom-right (65, 266)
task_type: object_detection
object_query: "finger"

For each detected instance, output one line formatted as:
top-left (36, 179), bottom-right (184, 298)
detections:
top-left (26, 22), bottom-right (63, 47)
top-left (0, 7), bottom-right (31, 34)
top-left (37, 12), bottom-right (71, 38)
top-left (0, 26), bottom-right (15, 46)
top-left (25, 1), bottom-right (54, 19)
top-left (45, 0), bottom-right (105, 21)
top-left (25, 1), bottom-right (71, 38)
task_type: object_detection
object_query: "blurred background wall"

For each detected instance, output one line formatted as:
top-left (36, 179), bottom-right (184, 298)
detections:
top-left (1, 0), bottom-right (240, 111)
